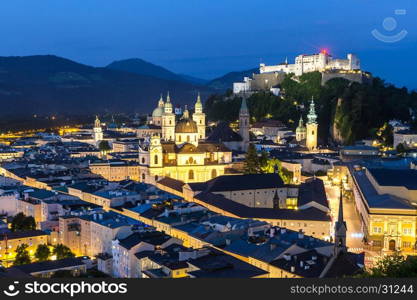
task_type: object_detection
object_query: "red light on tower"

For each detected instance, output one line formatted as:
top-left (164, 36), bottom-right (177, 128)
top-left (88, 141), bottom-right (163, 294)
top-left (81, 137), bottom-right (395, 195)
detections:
top-left (321, 48), bottom-right (329, 55)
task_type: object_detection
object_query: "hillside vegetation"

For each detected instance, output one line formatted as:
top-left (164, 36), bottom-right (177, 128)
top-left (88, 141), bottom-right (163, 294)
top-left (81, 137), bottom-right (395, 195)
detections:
top-left (205, 72), bottom-right (417, 145)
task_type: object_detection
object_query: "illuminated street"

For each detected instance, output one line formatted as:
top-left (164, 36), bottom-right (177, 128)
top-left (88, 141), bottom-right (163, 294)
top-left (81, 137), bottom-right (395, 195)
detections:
top-left (325, 184), bottom-right (364, 251)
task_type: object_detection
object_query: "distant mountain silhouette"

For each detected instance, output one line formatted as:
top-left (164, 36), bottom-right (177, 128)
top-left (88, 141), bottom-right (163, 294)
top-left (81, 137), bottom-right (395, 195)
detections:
top-left (206, 68), bottom-right (258, 91)
top-left (106, 58), bottom-right (188, 82)
top-left (178, 74), bottom-right (208, 85)
top-left (0, 55), bottom-right (213, 116)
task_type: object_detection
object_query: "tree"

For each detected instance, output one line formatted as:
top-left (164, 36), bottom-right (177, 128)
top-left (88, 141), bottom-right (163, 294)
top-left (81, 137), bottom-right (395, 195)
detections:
top-left (360, 253), bottom-right (417, 277)
top-left (376, 122), bottom-right (393, 146)
top-left (53, 244), bottom-right (75, 260)
top-left (260, 157), bottom-right (293, 184)
top-left (35, 244), bottom-right (50, 262)
top-left (98, 140), bottom-right (111, 153)
top-left (396, 143), bottom-right (406, 153)
top-left (11, 213), bottom-right (36, 232)
top-left (13, 244), bottom-right (31, 266)
top-left (243, 144), bottom-right (261, 174)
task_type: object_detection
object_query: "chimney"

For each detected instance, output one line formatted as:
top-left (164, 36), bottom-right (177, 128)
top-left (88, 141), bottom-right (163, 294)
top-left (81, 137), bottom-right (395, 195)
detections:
top-left (298, 230), bottom-right (304, 239)
top-left (283, 253), bottom-right (291, 261)
top-left (225, 239), bottom-right (231, 246)
top-left (290, 266), bottom-right (295, 273)
top-left (312, 255), bottom-right (317, 261)
top-left (280, 228), bottom-right (286, 234)
top-left (269, 228), bottom-right (275, 238)
top-left (300, 261), bottom-right (304, 268)
top-left (99, 214), bottom-right (103, 220)
top-left (270, 243), bottom-right (276, 251)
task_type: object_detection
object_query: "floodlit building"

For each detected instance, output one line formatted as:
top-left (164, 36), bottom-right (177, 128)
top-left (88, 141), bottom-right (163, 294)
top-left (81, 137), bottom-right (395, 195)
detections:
top-left (259, 51), bottom-right (360, 76)
top-left (138, 94), bottom-right (233, 184)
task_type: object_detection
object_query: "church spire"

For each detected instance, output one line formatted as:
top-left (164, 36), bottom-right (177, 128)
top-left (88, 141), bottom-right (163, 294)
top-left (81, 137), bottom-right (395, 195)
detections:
top-left (239, 98), bottom-right (250, 151)
top-left (298, 116), bottom-right (304, 128)
top-left (307, 96), bottom-right (317, 124)
top-left (94, 115), bottom-right (101, 128)
top-left (158, 94), bottom-right (164, 107)
top-left (195, 92), bottom-right (203, 113)
top-left (164, 91), bottom-right (173, 113)
top-left (240, 97), bottom-right (249, 115)
top-left (334, 184), bottom-right (347, 254)
top-left (182, 105), bottom-right (190, 119)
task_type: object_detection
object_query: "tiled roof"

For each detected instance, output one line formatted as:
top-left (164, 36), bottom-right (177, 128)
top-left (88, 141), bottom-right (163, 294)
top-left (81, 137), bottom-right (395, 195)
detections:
top-left (195, 192), bottom-right (331, 221)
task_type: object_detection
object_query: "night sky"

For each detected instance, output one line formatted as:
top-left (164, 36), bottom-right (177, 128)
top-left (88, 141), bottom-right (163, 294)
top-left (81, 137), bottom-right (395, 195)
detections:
top-left (0, 0), bottom-right (416, 88)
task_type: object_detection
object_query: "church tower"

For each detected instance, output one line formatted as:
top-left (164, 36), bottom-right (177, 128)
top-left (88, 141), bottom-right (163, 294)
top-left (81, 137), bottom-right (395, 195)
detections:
top-left (149, 134), bottom-right (163, 168)
top-left (93, 115), bottom-right (103, 143)
top-left (192, 92), bottom-right (206, 140)
top-left (306, 97), bottom-right (318, 151)
top-left (161, 92), bottom-right (176, 141)
top-left (295, 116), bottom-right (306, 142)
top-left (334, 186), bottom-right (347, 255)
top-left (239, 98), bottom-right (250, 151)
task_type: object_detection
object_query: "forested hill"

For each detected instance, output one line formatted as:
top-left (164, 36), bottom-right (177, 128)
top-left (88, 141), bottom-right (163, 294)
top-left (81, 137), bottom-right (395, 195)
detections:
top-left (205, 72), bottom-right (417, 145)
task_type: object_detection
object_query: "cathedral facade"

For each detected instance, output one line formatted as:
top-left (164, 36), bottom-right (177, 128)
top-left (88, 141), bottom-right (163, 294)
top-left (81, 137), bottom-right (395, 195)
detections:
top-left (138, 94), bottom-right (233, 184)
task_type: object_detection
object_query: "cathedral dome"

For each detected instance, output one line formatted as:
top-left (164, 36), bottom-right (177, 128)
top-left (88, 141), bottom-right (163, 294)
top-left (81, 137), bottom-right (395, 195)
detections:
top-left (152, 106), bottom-right (164, 117)
top-left (175, 118), bottom-right (198, 133)
top-left (296, 125), bottom-right (306, 133)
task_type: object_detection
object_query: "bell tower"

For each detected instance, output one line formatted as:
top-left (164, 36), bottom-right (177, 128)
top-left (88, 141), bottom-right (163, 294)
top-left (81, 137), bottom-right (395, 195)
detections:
top-left (149, 134), bottom-right (163, 168)
top-left (161, 92), bottom-right (175, 141)
top-left (306, 97), bottom-right (318, 151)
top-left (93, 115), bottom-right (103, 143)
top-left (192, 92), bottom-right (206, 140)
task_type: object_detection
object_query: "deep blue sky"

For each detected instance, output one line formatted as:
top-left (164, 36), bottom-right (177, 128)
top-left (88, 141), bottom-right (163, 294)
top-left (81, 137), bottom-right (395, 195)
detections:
top-left (0, 0), bottom-right (416, 88)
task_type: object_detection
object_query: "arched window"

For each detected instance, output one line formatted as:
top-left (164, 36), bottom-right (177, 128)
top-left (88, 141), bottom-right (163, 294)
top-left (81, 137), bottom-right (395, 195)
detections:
top-left (141, 157), bottom-right (145, 164)
top-left (141, 173), bottom-right (145, 180)
top-left (187, 135), bottom-right (190, 142)
top-left (188, 170), bottom-right (194, 180)
top-left (154, 155), bottom-right (158, 165)
top-left (211, 169), bottom-right (217, 179)
top-left (169, 120), bottom-right (172, 125)
top-left (179, 135), bottom-right (181, 142)
top-left (155, 175), bottom-right (158, 181)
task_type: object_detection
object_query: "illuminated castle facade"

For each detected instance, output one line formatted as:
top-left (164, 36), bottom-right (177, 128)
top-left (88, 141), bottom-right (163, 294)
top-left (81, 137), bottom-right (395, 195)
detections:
top-left (260, 51), bottom-right (360, 76)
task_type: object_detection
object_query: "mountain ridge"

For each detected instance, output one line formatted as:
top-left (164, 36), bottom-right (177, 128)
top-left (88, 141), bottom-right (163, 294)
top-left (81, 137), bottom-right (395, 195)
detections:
top-left (0, 55), bottom-right (213, 116)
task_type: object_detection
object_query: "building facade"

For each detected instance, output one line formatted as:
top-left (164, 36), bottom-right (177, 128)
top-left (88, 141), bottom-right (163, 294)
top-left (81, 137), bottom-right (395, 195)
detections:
top-left (138, 95), bottom-right (233, 184)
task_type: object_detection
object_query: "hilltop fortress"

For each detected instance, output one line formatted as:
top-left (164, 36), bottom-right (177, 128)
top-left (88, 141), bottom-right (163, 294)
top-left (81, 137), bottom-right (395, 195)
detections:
top-left (233, 50), bottom-right (371, 94)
